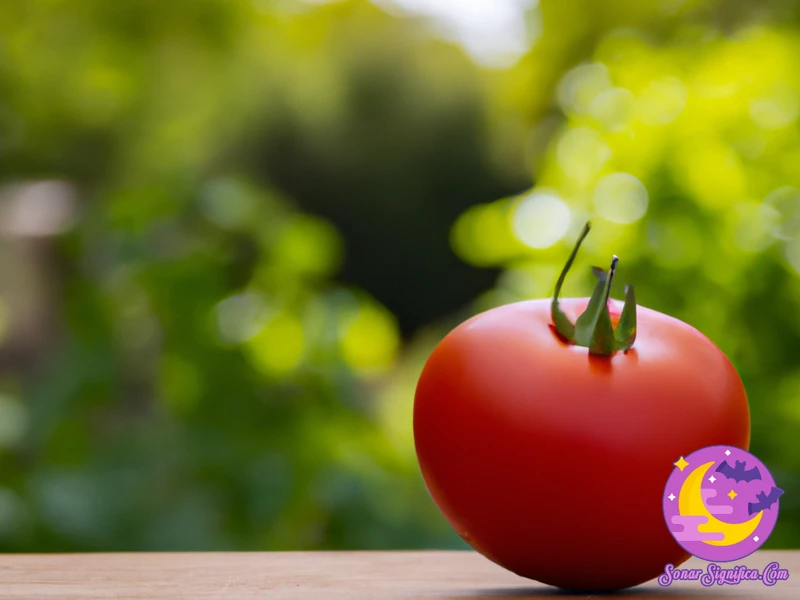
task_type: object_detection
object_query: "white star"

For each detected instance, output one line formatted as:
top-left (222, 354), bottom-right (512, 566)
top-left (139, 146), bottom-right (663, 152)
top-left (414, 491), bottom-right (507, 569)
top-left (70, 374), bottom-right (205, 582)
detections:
top-left (754, 536), bottom-right (760, 542)
top-left (725, 450), bottom-right (731, 456)
top-left (709, 476), bottom-right (717, 483)
top-left (668, 494), bottom-right (676, 501)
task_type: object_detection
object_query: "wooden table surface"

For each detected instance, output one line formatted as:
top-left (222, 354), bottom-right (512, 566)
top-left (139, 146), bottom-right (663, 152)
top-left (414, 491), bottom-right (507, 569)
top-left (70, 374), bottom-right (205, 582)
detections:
top-left (0, 550), bottom-right (796, 599)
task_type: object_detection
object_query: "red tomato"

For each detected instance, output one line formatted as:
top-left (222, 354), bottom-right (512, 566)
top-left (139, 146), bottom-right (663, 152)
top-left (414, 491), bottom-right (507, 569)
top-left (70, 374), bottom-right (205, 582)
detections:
top-left (413, 296), bottom-right (750, 591)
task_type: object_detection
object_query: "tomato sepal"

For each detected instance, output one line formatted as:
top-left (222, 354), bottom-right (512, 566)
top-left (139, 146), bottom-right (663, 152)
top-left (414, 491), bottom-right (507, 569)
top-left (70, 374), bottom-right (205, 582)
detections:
top-left (614, 284), bottom-right (638, 353)
top-left (549, 221), bottom-right (638, 356)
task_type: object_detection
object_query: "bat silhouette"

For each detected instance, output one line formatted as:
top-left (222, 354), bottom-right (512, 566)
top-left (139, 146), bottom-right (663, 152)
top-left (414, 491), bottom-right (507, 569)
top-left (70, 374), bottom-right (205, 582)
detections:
top-left (715, 460), bottom-right (762, 483)
top-left (748, 486), bottom-right (784, 515)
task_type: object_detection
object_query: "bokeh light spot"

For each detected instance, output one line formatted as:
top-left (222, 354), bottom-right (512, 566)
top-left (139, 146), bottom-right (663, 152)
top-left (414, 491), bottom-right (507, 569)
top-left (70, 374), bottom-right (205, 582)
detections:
top-left (273, 215), bottom-right (343, 277)
top-left (765, 186), bottom-right (800, 240)
top-left (214, 292), bottom-right (267, 345)
top-left (637, 77), bottom-right (687, 125)
top-left (589, 87), bottom-right (635, 132)
top-left (556, 127), bottom-right (612, 183)
top-left (246, 313), bottom-right (305, 376)
top-left (0, 181), bottom-right (78, 237)
top-left (728, 202), bottom-right (780, 252)
top-left (511, 191), bottom-right (571, 249)
top-left (450, 201), bottom-right (517, 266)
top-left (557, 63), bottom-right (612, 115)
top-left (593, 173), bottom-right (649, 224)
top-left (339, 303), bottom-right (399, 375)
top-left (199, 178), bottom-right (259, 230)
top-left (750, 85), bottom-right (799, 130)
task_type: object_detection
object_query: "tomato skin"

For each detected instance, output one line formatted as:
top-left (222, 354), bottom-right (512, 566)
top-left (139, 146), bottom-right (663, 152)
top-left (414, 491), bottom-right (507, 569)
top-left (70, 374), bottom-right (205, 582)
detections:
top-left (413, 297), bottom-right (750, 592)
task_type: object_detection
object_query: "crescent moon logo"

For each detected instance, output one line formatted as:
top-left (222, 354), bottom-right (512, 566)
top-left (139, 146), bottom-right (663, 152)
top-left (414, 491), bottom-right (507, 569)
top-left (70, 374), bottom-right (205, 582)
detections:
top-left (663, 445), bottom-right (782, 562)
top-left (676, 460), bottom-right (762, 546)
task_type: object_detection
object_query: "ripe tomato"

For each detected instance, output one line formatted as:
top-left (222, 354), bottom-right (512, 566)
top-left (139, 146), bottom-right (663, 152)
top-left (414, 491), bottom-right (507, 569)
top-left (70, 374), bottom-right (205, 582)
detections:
top-left (413, 227), bottom-right (750, 592)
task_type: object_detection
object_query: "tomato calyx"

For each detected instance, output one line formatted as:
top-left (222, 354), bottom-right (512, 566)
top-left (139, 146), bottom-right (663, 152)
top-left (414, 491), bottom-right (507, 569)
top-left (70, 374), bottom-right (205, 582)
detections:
top-left (551, 222), bottom-right (637, 356)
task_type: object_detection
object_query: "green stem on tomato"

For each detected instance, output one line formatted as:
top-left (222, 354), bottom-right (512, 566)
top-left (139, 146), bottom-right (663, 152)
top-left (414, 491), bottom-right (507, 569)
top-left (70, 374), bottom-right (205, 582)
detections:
top-left (550, 222), bottom-right (637, 356)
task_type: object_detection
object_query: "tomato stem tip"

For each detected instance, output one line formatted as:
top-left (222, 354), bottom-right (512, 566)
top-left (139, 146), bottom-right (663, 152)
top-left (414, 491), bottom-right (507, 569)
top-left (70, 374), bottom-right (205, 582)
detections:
top-left (550, 223), bottom-right (637, 356)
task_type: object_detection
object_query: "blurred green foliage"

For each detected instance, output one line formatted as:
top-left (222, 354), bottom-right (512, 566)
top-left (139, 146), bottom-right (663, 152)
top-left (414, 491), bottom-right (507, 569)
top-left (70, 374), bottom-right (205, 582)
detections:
top-left (0, 0), bottom-right (798, 552)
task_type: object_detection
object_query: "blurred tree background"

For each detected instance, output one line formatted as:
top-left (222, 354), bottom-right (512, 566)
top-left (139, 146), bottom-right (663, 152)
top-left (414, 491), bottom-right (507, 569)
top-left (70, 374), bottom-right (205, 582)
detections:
top-left (0, 0), bottom-right (798, 552)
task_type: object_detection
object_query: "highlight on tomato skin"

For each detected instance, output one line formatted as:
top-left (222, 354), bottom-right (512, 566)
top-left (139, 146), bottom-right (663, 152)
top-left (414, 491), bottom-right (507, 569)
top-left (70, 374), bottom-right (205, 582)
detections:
top-left (412, 224), bottom-right (751, 592)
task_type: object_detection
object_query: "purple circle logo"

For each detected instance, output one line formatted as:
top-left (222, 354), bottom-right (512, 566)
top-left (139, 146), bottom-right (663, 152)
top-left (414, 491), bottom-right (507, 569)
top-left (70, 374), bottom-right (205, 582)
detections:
top-left (663, 445), bottom-right (783, 562)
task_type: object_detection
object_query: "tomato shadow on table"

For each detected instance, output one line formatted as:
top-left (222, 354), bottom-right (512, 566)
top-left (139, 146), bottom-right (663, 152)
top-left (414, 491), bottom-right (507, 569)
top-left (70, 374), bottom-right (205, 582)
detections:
top-left (440, 586), bottom-right (732, 600)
